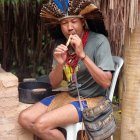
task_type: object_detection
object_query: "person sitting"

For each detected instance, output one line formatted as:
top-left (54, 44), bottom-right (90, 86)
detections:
top-left (18, 0), bottom-right (115, 140)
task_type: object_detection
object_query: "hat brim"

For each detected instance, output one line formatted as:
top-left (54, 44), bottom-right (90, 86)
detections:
top-left (40, 3), bottom-right (101, 24)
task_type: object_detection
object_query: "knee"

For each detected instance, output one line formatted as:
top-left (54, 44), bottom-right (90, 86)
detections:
top-left (18, 110), bottom-right (32, 128)
top-left (33, 118), bottom-right (46, 133)
top-left (33, 118), bottom-right (51, 135)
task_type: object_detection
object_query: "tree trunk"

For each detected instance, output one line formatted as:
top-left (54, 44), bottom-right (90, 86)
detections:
top-left (121, 21), bottom-right (140, 140)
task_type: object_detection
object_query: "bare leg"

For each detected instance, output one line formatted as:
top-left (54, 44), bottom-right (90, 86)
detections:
top-left (18, 103), bottom-right (79, 140)
top-left (18, 102), bottom-right (48, 130)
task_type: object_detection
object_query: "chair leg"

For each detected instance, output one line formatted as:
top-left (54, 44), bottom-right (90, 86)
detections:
top-left (64, 122), bottom-right (83, 140)
top-left (66, 128), bottom-right (78, 140)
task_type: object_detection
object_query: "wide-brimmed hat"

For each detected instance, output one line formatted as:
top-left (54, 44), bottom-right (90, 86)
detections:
top-left (40, 0), bottom-right (103, 24)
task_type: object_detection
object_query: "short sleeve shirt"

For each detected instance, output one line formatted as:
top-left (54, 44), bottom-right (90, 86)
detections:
top-left (68, 32), bottom-right (115, 97)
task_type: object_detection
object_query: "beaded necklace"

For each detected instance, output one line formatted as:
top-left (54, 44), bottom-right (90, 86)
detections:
top-left (64, 31), bottom-right (89, 82)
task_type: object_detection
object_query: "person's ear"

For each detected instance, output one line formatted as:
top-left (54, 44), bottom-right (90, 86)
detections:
top-left (82, 19), bottom-right (89, 29)
top-left (81, 19), bottom-right (85, 26)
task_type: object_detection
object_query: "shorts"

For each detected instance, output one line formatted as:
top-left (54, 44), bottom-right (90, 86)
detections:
top-left (40, 95), bottom-right (88, 122)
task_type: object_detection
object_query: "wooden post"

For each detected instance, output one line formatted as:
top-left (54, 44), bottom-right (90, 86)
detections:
top-left (121, 21), bottom-right (140, 139)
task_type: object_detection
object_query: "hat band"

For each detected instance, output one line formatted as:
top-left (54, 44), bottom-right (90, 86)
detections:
top-left (59, 15), bottom-right (84, 21)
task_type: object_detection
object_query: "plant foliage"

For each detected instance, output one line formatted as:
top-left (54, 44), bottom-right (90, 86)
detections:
top-left (0, 0), bottom-right (54, 81)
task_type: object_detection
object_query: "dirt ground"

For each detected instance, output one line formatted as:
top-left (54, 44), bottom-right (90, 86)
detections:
top-left (113, 104), bottom-right (121, 140)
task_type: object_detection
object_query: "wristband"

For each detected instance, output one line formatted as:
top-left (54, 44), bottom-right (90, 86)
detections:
top-left (81, 53), bottom-right (86, 61)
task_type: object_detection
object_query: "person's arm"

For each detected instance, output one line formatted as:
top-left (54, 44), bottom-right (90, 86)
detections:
top-left (70, 33), bottom-right (113, 89)
top-left (49, 44), bottom-right (68, 88)
top-left (81, 54), bottom-right (112, 89)
top-left (49, 64), bottom-right (64, 88)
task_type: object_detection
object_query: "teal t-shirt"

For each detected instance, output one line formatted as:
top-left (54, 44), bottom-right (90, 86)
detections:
top-left (67, 32), bottom-right (115, 97)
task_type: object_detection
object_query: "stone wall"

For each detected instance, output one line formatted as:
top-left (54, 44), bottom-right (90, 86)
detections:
top-left (0, 69), bottom-right (34, 140)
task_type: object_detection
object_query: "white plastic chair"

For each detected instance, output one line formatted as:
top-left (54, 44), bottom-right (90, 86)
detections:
top-left (63, 56), bottom-right (124, 140)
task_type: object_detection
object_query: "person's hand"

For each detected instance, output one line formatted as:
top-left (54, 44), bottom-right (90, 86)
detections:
top-left (53, 44), bottom-right (68, 65)
top-left (69, 34), bottom-right (85, 59)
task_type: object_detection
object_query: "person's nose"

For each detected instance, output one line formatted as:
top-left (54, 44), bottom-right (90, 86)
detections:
top-left (67, 22), bottom-right (74, 32)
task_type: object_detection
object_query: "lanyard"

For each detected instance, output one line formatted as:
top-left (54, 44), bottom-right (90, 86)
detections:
top-left (74, 68), bottom-right (84, 111)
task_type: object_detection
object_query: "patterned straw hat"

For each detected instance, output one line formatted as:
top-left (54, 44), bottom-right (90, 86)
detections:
top-left (40, 0), bottom-right (102, 24)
